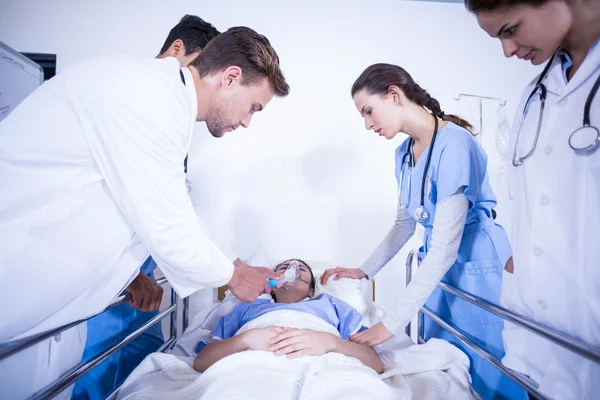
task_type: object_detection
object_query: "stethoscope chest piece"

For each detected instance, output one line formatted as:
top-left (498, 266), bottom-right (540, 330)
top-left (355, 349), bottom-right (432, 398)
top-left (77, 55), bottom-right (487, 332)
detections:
top-left (414, 206), bottom-right (429, 221)
top-left (569, 125), bottom-right (600, 151)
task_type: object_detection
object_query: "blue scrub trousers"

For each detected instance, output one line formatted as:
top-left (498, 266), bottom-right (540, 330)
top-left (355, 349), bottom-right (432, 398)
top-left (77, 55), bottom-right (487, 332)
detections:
top-left (72, 258), bottom-right (164, 400)
top-left (421, 222), bottom-right (529, 400)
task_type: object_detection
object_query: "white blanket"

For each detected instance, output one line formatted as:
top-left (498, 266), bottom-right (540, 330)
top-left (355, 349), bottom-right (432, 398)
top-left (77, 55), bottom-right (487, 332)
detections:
top-left (117, 311), bottom-right (474, 400)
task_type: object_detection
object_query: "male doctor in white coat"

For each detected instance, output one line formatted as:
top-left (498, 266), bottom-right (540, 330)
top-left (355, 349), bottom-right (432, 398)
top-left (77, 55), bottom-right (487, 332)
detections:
top-left (0, 25), bottom-right (289, 399)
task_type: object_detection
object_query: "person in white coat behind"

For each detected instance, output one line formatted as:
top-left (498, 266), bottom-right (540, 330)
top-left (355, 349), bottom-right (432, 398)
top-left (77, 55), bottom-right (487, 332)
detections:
top-left (465, 0), bottom-right (600, 398)
top-left (0, 26), bottom-right (289, 399)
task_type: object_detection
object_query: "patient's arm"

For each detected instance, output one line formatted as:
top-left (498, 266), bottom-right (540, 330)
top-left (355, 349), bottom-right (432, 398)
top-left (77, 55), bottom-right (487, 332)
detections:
top-left (331, 335), bottom-right (384, 373)
top-left (271, 328), bottom-right (384, 373)
top-left (193, 327), bottom-right (285, 373)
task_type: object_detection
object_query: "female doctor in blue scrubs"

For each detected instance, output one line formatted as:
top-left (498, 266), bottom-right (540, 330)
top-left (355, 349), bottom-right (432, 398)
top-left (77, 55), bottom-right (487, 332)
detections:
top-left (321, 63), bottom-right (527, 399)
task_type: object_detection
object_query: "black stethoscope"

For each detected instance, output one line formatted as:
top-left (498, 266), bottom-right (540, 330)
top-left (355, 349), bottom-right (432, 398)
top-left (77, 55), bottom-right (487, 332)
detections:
top-left (398, 114), bottom-right (439, 222)
top-left (180, 70), bottom-right (193, 194)
top-left (512, 51), bottom-right (600, 166)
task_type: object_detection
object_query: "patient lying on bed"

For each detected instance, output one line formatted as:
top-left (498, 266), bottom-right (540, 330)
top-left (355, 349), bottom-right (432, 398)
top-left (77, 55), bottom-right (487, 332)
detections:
top-left (116, 259), bottom-right (474, 399)
top-left (193, 259), bottom-right (383, 373)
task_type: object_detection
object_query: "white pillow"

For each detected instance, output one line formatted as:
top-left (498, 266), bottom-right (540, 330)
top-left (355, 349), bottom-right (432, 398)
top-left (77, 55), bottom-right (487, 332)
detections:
top-left (315, 274), bottom-right (374, 327)
top-left (315, 276), bottom-right (371, 315)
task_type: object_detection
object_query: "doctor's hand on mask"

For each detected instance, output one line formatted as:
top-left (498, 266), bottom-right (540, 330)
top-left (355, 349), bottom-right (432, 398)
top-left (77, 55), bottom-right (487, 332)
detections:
top-left (126, 272), bottom-right (164, 312)
top-left (320, 267), bottom-right (367, 285)
top-left (350, 322), bottom-right (393, 347)
top-left (227, 261), bottom-right (282, 303)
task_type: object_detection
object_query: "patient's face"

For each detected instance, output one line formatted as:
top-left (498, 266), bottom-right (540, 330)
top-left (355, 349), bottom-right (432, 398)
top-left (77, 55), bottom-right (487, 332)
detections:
top-left (273, 260), bottom-right (315, 303)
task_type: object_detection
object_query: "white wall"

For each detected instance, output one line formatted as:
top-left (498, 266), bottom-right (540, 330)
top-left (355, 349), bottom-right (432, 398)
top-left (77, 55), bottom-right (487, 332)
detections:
top-left (0, 0), bottom-right (539, 315)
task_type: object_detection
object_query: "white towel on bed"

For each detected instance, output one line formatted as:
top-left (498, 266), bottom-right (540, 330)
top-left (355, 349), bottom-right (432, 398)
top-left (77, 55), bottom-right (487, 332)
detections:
top-left (117, 311), bottom-right (474, 400)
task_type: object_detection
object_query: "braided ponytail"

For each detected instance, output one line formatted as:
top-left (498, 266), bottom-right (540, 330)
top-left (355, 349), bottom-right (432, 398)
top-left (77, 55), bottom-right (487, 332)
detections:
top-left (352, 64), bottom-right (474, 134)
top-left (425, 96), bottom-right (473, 133)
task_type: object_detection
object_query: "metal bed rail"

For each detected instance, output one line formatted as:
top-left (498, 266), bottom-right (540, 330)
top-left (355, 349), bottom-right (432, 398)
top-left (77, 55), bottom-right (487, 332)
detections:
top-left (404, 249), bottom-right (600, 400)
top-left (0, 278), bottom-right (167, 362)
top-left (0, 277), bottom-right (191, 400)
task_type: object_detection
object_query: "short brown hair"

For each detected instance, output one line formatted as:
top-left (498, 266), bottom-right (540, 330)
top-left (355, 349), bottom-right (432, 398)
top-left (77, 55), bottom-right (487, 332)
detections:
top-left (464, 0), bottom-right (548, 13)
top-left (191, 26), bottom-right (290, 97)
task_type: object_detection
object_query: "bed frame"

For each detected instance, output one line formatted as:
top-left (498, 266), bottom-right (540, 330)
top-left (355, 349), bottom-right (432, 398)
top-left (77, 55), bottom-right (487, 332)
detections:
top-left (1, 255), bottom-right (598, 399)
top-left (404, 250), bottom-right (600, 400)
top-left (0, 278), bottom-right (188, 400)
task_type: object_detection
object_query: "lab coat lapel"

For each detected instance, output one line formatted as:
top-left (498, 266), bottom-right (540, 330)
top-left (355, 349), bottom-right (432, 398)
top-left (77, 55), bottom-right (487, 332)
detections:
top-left (542, 56), bottom-right (564, 97)
top-left (560, 42), bottom-right (600, 100)
top-left (180, 67), bottom-right (197, 152)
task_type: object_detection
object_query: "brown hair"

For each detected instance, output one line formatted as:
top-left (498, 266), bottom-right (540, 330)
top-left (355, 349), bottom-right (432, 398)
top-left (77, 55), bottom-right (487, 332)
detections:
top-left (351, 63), bottom-right (473, 133)
top-left (191, 26), bottom-right (290, 97)
top-left (464, 0), bottom-right (549, 13)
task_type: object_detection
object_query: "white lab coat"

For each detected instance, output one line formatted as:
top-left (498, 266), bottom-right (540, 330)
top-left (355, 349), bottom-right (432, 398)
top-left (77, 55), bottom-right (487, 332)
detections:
top-left (502, 43), bottom-right (600, 399)
top-left (0, 56), bottom-right (235, 397)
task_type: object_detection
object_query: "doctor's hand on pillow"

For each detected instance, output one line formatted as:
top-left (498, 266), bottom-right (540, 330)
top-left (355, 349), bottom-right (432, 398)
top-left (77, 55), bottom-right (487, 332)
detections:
top-left (227, 259), bottom-right (283, 303)
top-left (126, 272), bottom-right (164, 312)
top-left (320, 267), bottom-right (367, 284)
top-left (350, 323), bottom-right (393, 347)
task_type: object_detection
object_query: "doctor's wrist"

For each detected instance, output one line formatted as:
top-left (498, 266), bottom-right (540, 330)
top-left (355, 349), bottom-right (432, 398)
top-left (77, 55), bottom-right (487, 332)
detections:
top-left (226, 267), bottom-right (241, 289)
top-left (227, 258), bottom-right (249, 288)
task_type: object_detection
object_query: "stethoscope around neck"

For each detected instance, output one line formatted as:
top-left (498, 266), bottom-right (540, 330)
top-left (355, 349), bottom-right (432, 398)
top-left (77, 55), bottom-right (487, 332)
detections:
top-left (512, 50), bottom-right (600, 167)
top-left (398, 114), bottom-right (440, 222)
top-left (180, 69), bottom-right (193, 194)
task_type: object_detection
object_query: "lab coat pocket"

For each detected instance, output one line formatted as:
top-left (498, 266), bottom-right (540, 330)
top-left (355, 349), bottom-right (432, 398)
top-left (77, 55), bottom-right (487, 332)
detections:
top-left (499, 270), bottom-right (527, 318)
top-left (500, 270), bottom-right (515, 309)
top-left (46, 323), bottom-right (87, 398)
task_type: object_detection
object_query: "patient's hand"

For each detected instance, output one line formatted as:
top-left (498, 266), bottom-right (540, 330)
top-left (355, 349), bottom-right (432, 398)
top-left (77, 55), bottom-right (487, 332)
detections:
top-left (270, 328), bottom-right (337, 358)
top-left (240, 327), bottom-right (286, 351)
top-left (270, 328), bottom-right (385, 373)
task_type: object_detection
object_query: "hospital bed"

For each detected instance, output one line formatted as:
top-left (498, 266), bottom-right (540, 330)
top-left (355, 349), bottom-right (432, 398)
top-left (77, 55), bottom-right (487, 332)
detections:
top-left (1, 255), bottom-right (599, 400)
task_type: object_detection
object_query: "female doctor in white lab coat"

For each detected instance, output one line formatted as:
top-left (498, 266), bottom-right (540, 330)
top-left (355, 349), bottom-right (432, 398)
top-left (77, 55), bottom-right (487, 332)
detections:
top-left (465, 1), bottom-right (600, 399)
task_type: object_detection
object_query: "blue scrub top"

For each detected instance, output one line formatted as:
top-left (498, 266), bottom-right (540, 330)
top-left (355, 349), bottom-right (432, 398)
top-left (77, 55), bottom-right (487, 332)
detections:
top-left (396, 122), bottom-right (526, 400)
top-left (395, 122), bottom-right (511, 266)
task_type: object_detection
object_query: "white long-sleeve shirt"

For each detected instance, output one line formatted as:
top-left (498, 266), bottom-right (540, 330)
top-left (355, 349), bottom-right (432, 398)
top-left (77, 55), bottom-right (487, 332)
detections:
top-left (360, 192), bottom-right (468, 334)
top-left (0, 56), bottom-right (234, 341)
